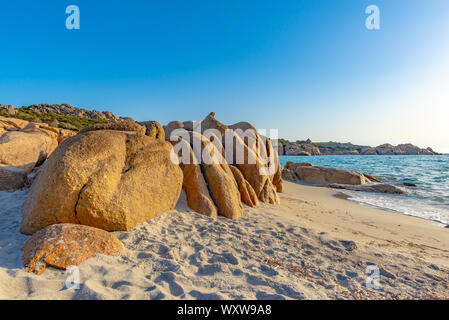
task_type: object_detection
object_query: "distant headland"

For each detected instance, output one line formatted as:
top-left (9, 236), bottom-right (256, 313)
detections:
top-left (278, 139), bottom-right (441, 156)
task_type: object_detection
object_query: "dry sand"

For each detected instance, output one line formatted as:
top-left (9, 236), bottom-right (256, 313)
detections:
top-left (0, 182), bottom-right (448, 300)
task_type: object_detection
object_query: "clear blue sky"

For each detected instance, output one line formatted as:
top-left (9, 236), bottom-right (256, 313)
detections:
top-left (1, 1), bottom-right (448, 151)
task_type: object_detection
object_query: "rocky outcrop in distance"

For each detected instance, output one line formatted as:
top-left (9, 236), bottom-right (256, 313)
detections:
top-left (1, 104), bottom-right (119, 121)
top-left (278, 139), bottom-right (441, 156)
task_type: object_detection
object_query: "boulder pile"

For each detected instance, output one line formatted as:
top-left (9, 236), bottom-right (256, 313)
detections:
top-left (9, 113), bottom-right (282, 273)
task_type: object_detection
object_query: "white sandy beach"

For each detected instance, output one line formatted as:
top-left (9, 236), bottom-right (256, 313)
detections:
top-left (1, 181), bottom-right (448, 300)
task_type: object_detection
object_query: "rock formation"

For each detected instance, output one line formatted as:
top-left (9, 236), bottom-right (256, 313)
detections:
top-left (20, 122), bottom-right (183, 235)
top-left (166, 112), bottom-right (282, 215)
top-left (292, 166), bottom-right (366, 186)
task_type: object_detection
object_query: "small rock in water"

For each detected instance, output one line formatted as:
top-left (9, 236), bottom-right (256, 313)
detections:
top-left (403, 182), bottom-right (417, 187)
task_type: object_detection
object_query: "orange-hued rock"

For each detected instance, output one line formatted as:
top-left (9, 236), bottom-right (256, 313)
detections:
top-left (223, 129), bottom-right (279, 204)
top-left (140, 120), bottom-right (165, 140)
top-left (0, 116), bottom-right (29, 131)
top-left (199, 112), bottom-right (228, 136)
top-left (229, 165), bottom-right (259, 207)
top-left (20, 130), bottom-right (183, 235)
top-left (79, 118), bottom-right (146, 135)
top-left (259, 179), bottom-right (280, 204)
top-left (272, 162), bottom-right (283, 193)
top-left (266, 137), bottom-right (283, 193)
top-left (188, 131), bottom-right (243, 219)
top-left (22, 223), bottom-right (124, 275)
top-left (174, 138), bottom-right (217, 218)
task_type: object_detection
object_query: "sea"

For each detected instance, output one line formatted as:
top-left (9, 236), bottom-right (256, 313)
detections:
top-left (279, 155), bottom-right (449, 225)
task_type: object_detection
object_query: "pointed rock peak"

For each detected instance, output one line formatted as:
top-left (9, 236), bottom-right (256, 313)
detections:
top-left (207, 112), bottom-right (216, 119)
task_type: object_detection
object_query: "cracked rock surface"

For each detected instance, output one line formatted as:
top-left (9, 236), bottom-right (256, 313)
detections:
top-left (20, 129), bottom-right (182, 235)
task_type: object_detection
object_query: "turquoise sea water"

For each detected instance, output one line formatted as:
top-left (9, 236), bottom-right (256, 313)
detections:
top-left (280, 155), bottom-right (449, 225)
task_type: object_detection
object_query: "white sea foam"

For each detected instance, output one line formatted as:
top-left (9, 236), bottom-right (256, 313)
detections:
top-left (342, 191), bottom-right (449, 225)
top-left (280, 154), bottom-right (449, 225)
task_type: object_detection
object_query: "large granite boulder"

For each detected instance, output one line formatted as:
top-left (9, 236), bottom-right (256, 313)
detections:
top-left (20, 129), bottom-right (183, 235)
top-left (22, 223), bottom-right (124, 275)
top-left (294, 166), bottom-right (366, 186)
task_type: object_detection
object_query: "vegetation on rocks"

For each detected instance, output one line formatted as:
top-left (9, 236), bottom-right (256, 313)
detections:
top-left (0, 108), bottom-right (108, 131)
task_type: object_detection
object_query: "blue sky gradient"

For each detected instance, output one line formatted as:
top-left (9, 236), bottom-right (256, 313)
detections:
top-left (1, 1), bottom-right (448, 151)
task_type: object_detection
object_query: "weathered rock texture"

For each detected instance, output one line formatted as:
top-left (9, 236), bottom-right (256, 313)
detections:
top-left (0, 165), bottom-right (27, 191)
top-left (293, 166), bottom-right (366, 186)
top-left (22, 223), bottom-right (124, 275)
top-left (0, 125), bottom-right (58, 172)
top-left (281, 168), bottom-right (298, 182)
top-left (167, 113), bottom-right (283, 218)
top-left (140, 120), bottom-right (165, 140)
top-left (20, 129), bottom-right (183, 235)
top-left (229, 165), bottom-right (259, 208)
top-left (224, 126), bottom-right (280, 205)
top-left (174, 138), bottom-right (218, 218)
top-left (79, 118), bottom-right (146, 135)
top-left (0, 117), bottom-right (76, 187)
top-left (189, 131), bottom-right (243, 219)
top-left (163, 121), bottom-right (184, 140)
